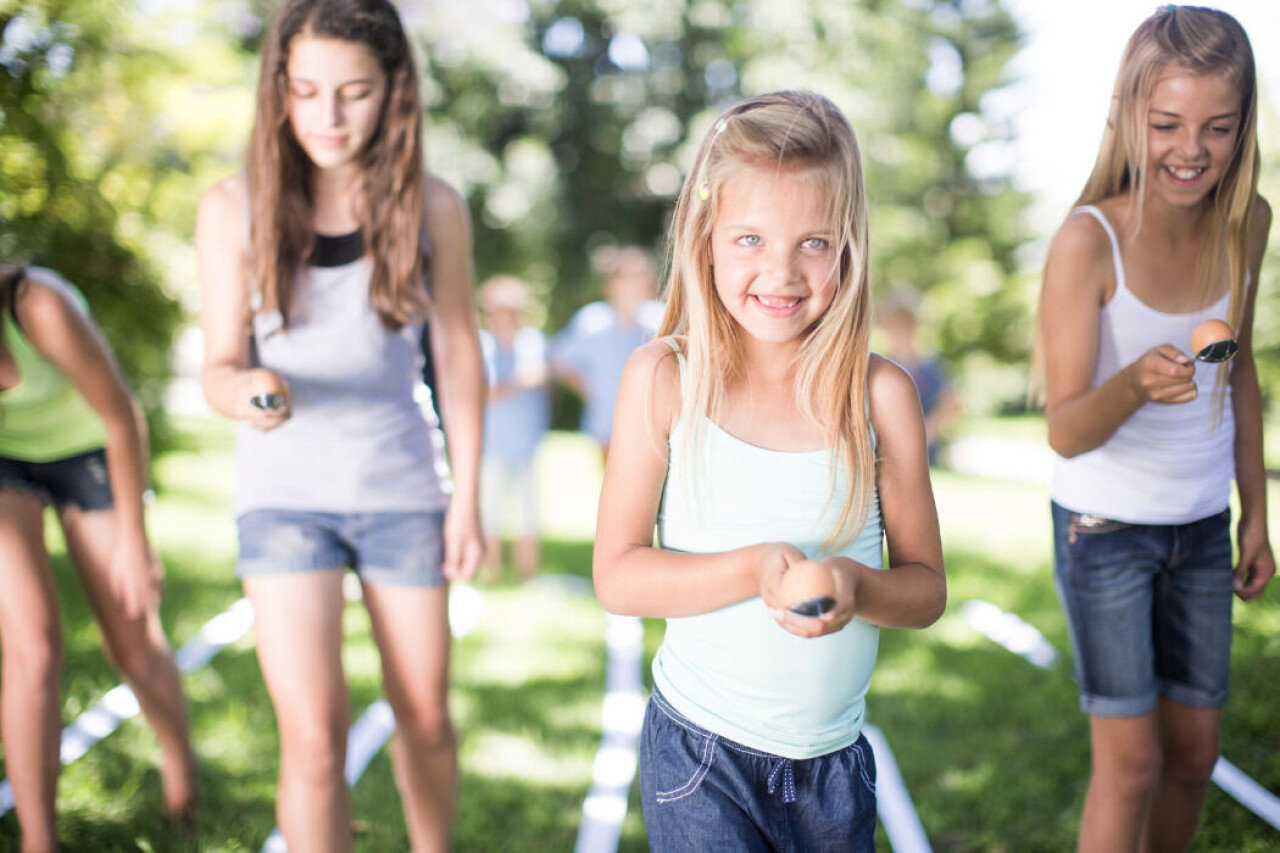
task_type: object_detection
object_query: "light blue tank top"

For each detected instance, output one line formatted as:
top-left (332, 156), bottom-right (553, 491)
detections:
top-left (652, 351), bottom-right (883, 759)
top-left (233, 247), bottom-right (448, 516)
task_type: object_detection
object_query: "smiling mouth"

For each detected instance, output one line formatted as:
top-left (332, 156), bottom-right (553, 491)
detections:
top-left (752, 294), bottom-right (802, 310)
top-left (1165, 165), bottom-right (1206, 181)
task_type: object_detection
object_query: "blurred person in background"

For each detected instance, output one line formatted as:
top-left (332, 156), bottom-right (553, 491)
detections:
top-left (878, 290), bottom-right (961, 466)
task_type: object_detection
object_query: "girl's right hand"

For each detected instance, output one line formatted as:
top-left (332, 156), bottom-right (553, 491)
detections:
top-left (1130, 345), bottom-right (1197, 404)
top-left (238, 368), bottom-right (292, 430)
top-left (752, 541), bottom-right (806, 614)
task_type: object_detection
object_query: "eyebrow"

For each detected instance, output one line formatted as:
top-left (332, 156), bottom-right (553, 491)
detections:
top-left (287, 76), bottom-right (379, 86)
top-left (1148, 108), bottom-right (1240, 120)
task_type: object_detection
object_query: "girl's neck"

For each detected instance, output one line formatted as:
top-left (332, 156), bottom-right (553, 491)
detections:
top-left (310, 164), bottom-right (364, 234)
top-left (1130, 192), bottom-right (1214, 241)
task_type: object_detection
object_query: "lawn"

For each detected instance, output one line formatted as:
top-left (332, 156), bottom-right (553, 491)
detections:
top-left (1, 417), bottom-right (1278, 850)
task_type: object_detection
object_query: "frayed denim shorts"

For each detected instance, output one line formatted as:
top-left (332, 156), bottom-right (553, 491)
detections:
top-left (1051, 501), bottom-right (1234, 718)
top-left (0, 448), bottom-right (113, 511)
top-left (639, 687), bottom-right (877, 851)
top-left (236, 508), bottom-right (446, 589)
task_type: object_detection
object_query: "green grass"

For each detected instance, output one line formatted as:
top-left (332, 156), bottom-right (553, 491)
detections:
top-left (3, 418), bottom-right (1279, 850)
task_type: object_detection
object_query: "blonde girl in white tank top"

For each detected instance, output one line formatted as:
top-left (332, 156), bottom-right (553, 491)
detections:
top-left (1037, 7), bottom-right (1272, 850)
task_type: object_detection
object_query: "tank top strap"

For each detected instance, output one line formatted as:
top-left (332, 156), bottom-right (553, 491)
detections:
top-left (1071, 205), bottom-right (1127, 297)
top-left (659, 335), bottom-right (686, 385)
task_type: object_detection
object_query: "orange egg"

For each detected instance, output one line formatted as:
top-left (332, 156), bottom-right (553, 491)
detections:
top-left (779, 561), bottom-right (836, 617)
top-left (247, 368), bottom-right (289, 411)
top-left (1191, 319), bottom-right (1235, 355)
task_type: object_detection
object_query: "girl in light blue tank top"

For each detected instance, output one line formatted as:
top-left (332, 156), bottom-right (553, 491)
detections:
top-left (1036, 8), bottom-right (1272, 849)
top-left (195, 1), bottom-right (485, 847)
top-left (594, 92), bottom-right (946, 852)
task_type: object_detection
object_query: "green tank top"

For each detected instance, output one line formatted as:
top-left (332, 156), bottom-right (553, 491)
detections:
top-left (0, 276), bottom-right (107, 461)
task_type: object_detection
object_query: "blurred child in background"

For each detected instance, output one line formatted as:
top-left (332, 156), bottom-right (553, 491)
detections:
top-left (879, 290), bottom-right (961, 466)
top-left (478, 275), bottom-right (549, 581)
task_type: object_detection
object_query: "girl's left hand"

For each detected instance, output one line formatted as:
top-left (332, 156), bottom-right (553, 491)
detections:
top-left (110, 538), bottom-right (164, 621)
top-left (442, 504), bottom-right (484, 582)
top-left (1234, 518), bottom-right (1275, 601)
top-left (767, 557), bottom-right (862, 639)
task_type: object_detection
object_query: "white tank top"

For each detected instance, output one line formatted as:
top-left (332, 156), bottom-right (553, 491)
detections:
top-left (652, 347), bottom-right (883, 759)
top-left (1050, 205), bottom-right (1236, 524)
top-left (232, 240), bottom-right (449, 516)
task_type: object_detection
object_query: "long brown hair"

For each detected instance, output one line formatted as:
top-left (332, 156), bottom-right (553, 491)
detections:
top-left (248, 0), bottom-right (428, 329)
top-left (661, 91), bottom-right (874, 553)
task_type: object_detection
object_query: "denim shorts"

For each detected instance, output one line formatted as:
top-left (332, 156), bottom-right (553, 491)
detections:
top-left (236, 509), bottom-right (446, 588)
top-left (639, 688), bottom-right (877, 852)
top-left (0, 448), bottom-right (113, 511)
top-left (1051, 501), bottom-right (1234, 718)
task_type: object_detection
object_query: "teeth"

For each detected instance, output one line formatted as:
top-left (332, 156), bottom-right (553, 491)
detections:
top-left (1168, 166), bottom-right (1203, 180)
top-left (755, 295), bottom-right (800, 308)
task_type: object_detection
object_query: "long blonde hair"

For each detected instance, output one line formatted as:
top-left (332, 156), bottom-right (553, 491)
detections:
top-left (247, 0), bottom-right (428, 330)
top-left (1079, 5), bottom-right (1258, 338)
top-left (660, 91), bottom-right (874, 552)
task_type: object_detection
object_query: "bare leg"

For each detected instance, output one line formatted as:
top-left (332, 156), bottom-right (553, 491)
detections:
top-left (244, 571), bottom-right (352, 853)
top-left (362, 581), bottom-right (455, 853)
top-left (514, 536), bottom-right (539, 579)
top-left (1140, 700), bottom-right (1221, 852)
top-left (0, 493), bottom-right (62, 852)
top-left (59, 507), bottom-right (197, 818)
top-left (1078, 713), bottom-right (1162, 853)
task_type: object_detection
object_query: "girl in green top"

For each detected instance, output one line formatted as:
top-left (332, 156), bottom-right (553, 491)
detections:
top-left (0, 265), bottom-right (196, 847)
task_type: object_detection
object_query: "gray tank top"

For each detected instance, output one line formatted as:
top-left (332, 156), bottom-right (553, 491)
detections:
top-left (232, 232), bottom-right (448, 516)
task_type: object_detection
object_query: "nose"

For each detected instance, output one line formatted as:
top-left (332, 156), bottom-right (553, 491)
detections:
top-left (1178, 127), bottom-right (1206, 160)
top-left (323, 91), bottom-right (344, 128)
top-left (763, 246), bottom-right (798, 283)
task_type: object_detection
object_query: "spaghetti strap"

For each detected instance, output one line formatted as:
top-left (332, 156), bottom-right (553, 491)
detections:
top-left (1071, 205), bottom-right (1127, 296)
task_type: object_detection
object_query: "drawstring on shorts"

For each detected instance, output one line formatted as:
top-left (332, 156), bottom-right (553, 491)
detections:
top-left (766, 757), bottom-right (797, 804)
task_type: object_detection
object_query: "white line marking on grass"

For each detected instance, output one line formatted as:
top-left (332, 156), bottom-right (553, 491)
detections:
top-left (963, 597), bottom-right (1280, 832)
top-left (575, 614), bottom-right (645, 853)
top-left (0, 596), bottom-right (256, 817)
top-left (864, 724), bottom-right (933, 853)
top-left (262, 583), bottom-right (483, 852)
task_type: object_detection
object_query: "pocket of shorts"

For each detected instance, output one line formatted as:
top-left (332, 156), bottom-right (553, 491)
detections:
top-left (654, 731), bottom-right (716, 803)
top-left (1067, 512), bottom-right (1131, 544)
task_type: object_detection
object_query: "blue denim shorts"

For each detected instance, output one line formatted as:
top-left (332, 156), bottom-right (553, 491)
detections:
top-left (236, 509), bottom-right (446, 588)
top-left (0, 448), bottom-right (113, 511)
top-left (1051, 501), bottom-right (1234, 718)
top-left (639, 688), bottom-right (877, 852)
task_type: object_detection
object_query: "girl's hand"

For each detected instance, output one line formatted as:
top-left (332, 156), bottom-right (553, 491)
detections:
top-left (753, 542), bottom-right (806, 613)
top-left (1234, 517), bottom-right (1275, 601)
top-left (238, 368), bottom-right (292, 431)
top-left (442, 503), bottom-right (484, 582)
top-left (768, 557), bottom-right (864, 639)
top-left (1131, 345), bottom-right (1197, 405)
top-left (110, 536), bottom-right (164, 621)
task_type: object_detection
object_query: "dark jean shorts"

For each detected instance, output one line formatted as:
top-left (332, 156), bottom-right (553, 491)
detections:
top-left (0, 448), bottom-right (113, 511)
top-left (236, 508), bottom-right (447, 589)
top-left (639, 687), bottom-right (877, 852)
top-left (1051, 501), bottom-right (1234, 718)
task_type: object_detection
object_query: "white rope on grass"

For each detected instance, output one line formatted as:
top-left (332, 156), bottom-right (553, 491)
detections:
top-left (575, 614), bottom-right (646, 853)
top-left (0, 596), bottom-right (256, 817)
top-left (962, 597), bottom-right (1280, 832)
top-left (864, 723), bottom-right (933, 853)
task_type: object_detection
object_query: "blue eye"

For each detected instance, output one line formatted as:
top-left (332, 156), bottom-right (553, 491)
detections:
top-left (736, 235), bottom-right (761, 247)
top-left (801, 237), bottom-right (829, 250)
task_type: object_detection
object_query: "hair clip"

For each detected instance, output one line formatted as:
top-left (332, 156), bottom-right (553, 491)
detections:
top-left (697, 180), bottom-right (711, 202)
top-left (713, 117), bottom-right (728, 135)
top-left (1161, 3), bottom-right (1176, 12)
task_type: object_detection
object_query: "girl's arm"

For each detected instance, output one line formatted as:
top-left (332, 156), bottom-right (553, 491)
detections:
top-left (1040, 212), bottom-right (1197, 458)
top-left (196, 174), bottom-right (290, 431)
top-left (18, 271), bottom-right (160, 619)
top-left (1229, 196), bottom-right (1274, 602)
top-left (424, 176), bottom-right (486, 581)
top-left (593, 339), bottom-right (803, 617)
top-left (776, 356), bottom-right (946, 637)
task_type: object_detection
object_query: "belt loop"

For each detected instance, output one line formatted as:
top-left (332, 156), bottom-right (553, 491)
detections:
top-left (766, 758), bottom-right (797, 804)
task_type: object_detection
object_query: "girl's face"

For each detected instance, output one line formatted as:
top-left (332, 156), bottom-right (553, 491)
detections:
top-left (1144, 68), bottom-right (1241, 208)
top-left (285, 36), bottom-right (387, 173)
top-left (710, 166), bottom-right (840, 350)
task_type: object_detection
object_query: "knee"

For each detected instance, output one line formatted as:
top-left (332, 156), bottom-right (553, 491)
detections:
top-left (3, 628), bottom-right (63, 695)
top-left (280, 715), bottom-right (348, 785)
top-left (1163, 741), bottom-right (1219, 787)
top-left (390, 699), bottom-right (454, 749)
top-left (1099, 743), bottom-right (1163, 798)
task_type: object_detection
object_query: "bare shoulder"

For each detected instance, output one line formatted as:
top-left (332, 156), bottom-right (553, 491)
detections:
top-left (196, 173), bottom-right (248, 247)
top-left (424, 173), bottom-right (469, 229)
top-left (867, 353), bottom-right (921, 414)
top-left (622, 337), bottom-right (683, 428)
top-left (16, 269), bottom-right (82, 326)
top-left (1043, 206), bottom-right (1115, 304)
